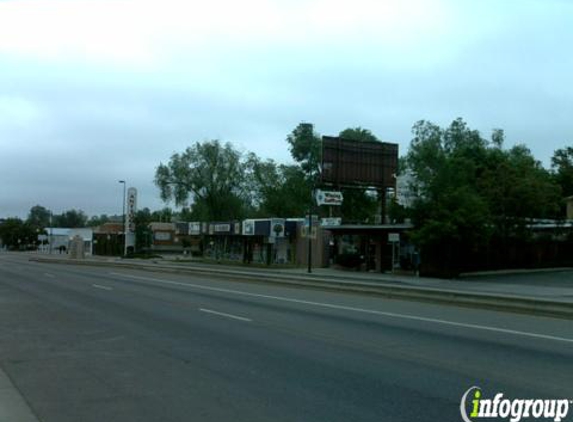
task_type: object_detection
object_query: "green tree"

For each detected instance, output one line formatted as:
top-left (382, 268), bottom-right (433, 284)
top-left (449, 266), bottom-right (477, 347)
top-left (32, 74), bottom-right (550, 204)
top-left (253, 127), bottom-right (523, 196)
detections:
top-left (551, 146), bottom-right (573, 197)
top-left (87, 214), bottom-right (110, 227)
top-left (151, 207), bottom-right (174, 222)
top-left (177, 207), bottom-right (194, 222)
top-left (479, 144), bottom-right (562, 238)
top-left (405, 118), bottom-right (561, 276)
top-left (249, 156), bottom-right (310, 217)
top-left (52, 209), bottom-right (88, 228)
top-left (27, 205), bottom-right (51, 229)
top-left (339, 127), bottom-right (379, 143)
top-left (286, 123), bottom-right (321, 178)
top-left (134, 208), bottom-right (153, 253)
top-left (155, 140), bottom-right (253, 221)
top-left (0, 218), bottom-right (38, 250)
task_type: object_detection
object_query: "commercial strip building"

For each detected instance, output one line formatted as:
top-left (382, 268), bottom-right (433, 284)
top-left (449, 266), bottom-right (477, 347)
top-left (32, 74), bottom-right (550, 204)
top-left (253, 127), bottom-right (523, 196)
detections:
top-left (144, 219), bottom-right (415, 272)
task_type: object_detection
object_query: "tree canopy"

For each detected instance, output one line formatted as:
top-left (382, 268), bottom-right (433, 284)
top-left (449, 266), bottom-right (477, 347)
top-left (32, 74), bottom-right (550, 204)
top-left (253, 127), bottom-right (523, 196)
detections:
top-left (286, 123), bottom-right (321, 178)
top-left (155, 140), bottom-right (254, 221)
top-left (51, 209), bottom-right (88, 228)
top-left (551, 146), bottom-right (573, 198)
top-left (405, 118), bottom-right (562, 275)
top-left (249, 157), bottom-right (310, 217)
top-left (27, 205), bottom-right (51, 229)
top-left (0, 218), bottom-right (39, 250)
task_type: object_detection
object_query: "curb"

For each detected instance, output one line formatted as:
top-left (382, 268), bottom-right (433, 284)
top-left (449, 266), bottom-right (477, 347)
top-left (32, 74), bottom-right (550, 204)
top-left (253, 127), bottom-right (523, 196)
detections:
top-left (459, 267), bottom-right (573, 278)
top-left (29, 257), bottom-right (573, 320)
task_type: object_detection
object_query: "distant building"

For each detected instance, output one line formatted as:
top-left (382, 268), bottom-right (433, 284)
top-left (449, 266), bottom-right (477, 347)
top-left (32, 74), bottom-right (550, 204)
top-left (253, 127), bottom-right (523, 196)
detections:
top-left (39, 228), bottom-right (93, 255)
top-left (92, 223), bottom-right (125, 256)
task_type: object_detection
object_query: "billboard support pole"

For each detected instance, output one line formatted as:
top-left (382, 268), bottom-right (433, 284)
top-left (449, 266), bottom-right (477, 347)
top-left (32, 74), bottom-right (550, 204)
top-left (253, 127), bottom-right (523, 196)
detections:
top-left (308, 191), bottom-right (313, 274)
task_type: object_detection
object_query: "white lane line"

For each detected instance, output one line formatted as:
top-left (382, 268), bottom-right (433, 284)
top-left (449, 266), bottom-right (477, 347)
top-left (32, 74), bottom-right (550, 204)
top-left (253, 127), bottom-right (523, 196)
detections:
top-left (92, 284), bottom-right (113, 291)
top-left (199, 308), bottom-right (252, 322)
top-left (44, 273), bottom-right (55, 278)
top-left (109, 272), bottom-right (573, 344)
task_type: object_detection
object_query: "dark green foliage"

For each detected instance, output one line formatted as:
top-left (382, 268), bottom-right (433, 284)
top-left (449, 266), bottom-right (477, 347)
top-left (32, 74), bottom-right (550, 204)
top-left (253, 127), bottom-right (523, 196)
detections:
top-left (51, 209), bottom-right (88, 228)
top-left (406, 118), bottom-right (562, 276)
top-left (335, 253), bottom-right (363, 268)
top-left (286, 123), bottom-right (321, 178)
top-left (27, 205), bottom-right (51, 229)
top-left (134, 208), bottom-right (153, 253)
top-left (551, 146), bottom-right (573, 197)
top-left (0, 218), bottom-right (39, 250)
top-left (249, 156), bottom-right (310, 217)
top-left (86, 214), bottom-right (110, 227)
top-left (339, 127), bottom-right (379, 143)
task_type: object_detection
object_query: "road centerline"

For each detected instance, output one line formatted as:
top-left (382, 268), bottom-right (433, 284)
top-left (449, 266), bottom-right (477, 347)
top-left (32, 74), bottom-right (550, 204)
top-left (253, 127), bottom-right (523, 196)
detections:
top-left (92, 284), bottom-right (113, 291)
top-left (199, 308), bottom-right (252, 322)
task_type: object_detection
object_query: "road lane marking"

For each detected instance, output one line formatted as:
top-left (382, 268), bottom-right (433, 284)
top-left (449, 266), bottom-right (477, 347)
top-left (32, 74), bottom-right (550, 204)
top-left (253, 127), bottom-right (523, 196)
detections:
top-left (109, 272), bottom-right (573, 344)
top-left (92, 284), bottom-right (113, 291)
top-left (199, 308), bottom-right (252, 322)
top-left (44, 273), bottom-right (55, 278)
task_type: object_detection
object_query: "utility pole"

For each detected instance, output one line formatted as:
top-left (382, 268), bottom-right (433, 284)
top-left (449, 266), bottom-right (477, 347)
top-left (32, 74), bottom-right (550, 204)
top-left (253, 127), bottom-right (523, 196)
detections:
top-left (48, 211), bottom-right (52, 255)
top-left (307, 200), bottom-right (313, 274)
top-left (118, 180), bottom-right (126, 257)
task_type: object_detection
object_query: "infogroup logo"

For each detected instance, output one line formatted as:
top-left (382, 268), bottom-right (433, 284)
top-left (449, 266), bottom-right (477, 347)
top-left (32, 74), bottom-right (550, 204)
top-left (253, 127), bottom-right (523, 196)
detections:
top-left (460, 386), bottom-right (571, 422)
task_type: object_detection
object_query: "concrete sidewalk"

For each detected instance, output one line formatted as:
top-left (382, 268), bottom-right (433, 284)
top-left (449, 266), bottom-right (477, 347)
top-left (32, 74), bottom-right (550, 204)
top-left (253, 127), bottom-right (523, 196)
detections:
top-left (0, 368), bottom-right (40, 422)
top-left (21, 251), bottom-right (573, 304)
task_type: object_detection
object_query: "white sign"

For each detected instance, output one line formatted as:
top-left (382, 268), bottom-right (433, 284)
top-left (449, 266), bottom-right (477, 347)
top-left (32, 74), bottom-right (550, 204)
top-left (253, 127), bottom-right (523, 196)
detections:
top-left (189, 222), bottom-right (201, 235)
top-left (320, 218), bottom-right (342, 226)
top-left (242, 220), bottom-right (255, 235)
top-left (388, 233), bottom-right (400, 242)
top-left (154, 231), bottom-right (171, 241)
top-left (315, 190), bottom-right (343, 206)
top-left (213, 223), bottom-right (231, 233)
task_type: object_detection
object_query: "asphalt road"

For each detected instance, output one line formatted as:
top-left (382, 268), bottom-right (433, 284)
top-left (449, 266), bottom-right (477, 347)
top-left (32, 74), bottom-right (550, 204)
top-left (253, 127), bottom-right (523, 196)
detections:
top-left (1, 253), bottom-right (572, 422)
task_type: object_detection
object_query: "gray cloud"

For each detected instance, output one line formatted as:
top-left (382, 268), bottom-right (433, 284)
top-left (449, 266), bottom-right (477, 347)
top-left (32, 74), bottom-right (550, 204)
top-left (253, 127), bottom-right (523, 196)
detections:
top-left (1, 0), bottom-right (572, 218)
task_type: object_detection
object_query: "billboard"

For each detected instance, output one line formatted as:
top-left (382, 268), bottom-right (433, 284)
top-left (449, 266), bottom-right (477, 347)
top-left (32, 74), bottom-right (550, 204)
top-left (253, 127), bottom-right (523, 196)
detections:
top-left (321, 136), bottom-right (398, 188)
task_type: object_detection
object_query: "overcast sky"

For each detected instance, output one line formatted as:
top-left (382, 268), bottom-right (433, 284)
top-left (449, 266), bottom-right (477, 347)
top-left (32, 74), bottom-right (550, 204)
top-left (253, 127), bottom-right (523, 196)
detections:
top-left (1, 0), bottom-right (572, 219)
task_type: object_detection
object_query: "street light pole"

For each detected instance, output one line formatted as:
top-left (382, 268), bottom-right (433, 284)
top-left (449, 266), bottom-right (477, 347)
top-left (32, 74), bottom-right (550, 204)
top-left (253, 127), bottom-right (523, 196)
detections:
top-left (48, 211), bottom-right (53, 255)
top-left (307, 203), bottom-right (313, 273)
top-left (118, 180), bottom-right (126, 257)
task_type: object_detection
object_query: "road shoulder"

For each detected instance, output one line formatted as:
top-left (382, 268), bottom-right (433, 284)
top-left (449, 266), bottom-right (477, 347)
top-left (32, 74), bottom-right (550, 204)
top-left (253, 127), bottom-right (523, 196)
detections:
top-left (0, 367), bottom-right (40, 422)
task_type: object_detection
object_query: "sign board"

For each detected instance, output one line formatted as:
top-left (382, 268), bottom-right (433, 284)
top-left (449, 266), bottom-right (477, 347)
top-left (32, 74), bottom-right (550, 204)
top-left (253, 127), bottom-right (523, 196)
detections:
top-left (271, 218), bottom-right (285, 237)
top-left (321, 136), bottom-right (398, 188)
top-left (189, 222), bottom-right (201, 235)
top-left (242, 219), bottom-right (255, 235)
top-left (212, 223), bottom-right (231, 233)
top-left (154, 231), bottom-right (171, 241)
top-left (126, 187), bottom-right (137, 233)
top-left (315, 190), bottom-right (343, 206)
top-left (302, 215), bottom-right (319, 239)
top-left (320, 217), bottom-right (342, 226)
top-left (388, 233), bottom-right (400, 243)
